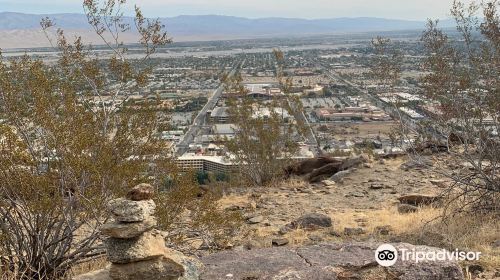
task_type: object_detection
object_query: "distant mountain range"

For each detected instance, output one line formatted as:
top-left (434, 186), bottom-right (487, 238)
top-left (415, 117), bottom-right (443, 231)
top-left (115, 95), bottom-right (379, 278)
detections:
top-left (0, 12), bottom-right (456, 49)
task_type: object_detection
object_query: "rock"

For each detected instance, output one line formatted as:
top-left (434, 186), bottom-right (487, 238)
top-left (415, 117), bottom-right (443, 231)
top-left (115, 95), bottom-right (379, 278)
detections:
top-left (401, 159), bottom-right (433, 170)
top-left (346, 191), bottom-right (365, 198)
top-left (224, 205), bottom-right (243, 211)
top-left (328, 230), bottom-right (341, 237)
top-left (109, 255), bottom-right (184, 280)
top-left (126, 183), bottom-right (155, 201)
top-left (308, 234), bottom-right (323, 242)
top-left (321, 179), bottom-right (336, 186)
top-left (105, 230), bottom-right (165, 264)
top-left (467, 264), bottom-right (484, 274)
top-left (290, 213), bottom-right (332, 230)
top-left (108, 198), bottom-right (156, 222)
top-left (374, 225), bottom-right (393, 235)
top-left (272, 238), bottom-right (289, 247)
top-left (344, 227), bottom-right (365, 236)
top-left (369, 183), bottom-right (384, 190)
top-left (247, 215), bottom-right (264, 224)
top-left (284, 156), bottom-right (341, 176)
top-left (492, 240), bottom-right (500, 248)
top-left (430, 179), bottom-right (447, 188)
top-left (101, 218), bottom-right (157, 239)
top-left (329, 169), bottom-right (354, 183)
top-left (243, 240), bottom-right (267, 250)
top-left (398, 204), bottom-right (419, 214)
top-left (73, 268), bottom-right (111, 280)
top-left (200, 243), bottom-right (464, 280)
top-left (398, 194), bottom-right (438, 206)
top-left (278, 225), bottom-right (292, 235)
top-left (307, 156), bottom-right (366, 183)
top-left (76, 249), bottom-right (203, 280)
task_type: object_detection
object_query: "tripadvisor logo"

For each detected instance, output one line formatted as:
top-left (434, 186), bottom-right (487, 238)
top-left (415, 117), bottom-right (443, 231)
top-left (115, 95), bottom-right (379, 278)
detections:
top-left (375, 244), bottom-right (481, 266)
top-left (375, 244), bottom-right (398, 267)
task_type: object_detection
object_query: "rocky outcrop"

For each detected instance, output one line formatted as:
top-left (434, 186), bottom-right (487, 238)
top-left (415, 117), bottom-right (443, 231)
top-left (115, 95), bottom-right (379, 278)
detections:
top-left (74, 184), bottom-right (203, 280)
top-left (284, 156), bottom-right (367, 183)
top-left (201, 243), bottom-right (465, 280)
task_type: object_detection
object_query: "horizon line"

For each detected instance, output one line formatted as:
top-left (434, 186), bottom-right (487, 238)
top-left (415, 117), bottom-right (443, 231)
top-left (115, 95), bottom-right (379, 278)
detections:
top-left (0, 11), bottom-right (452, 22)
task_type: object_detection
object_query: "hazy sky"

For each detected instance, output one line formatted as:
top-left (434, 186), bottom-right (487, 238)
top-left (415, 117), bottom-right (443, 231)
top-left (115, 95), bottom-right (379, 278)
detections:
top-left (0, 0), bottom-right (474, 20)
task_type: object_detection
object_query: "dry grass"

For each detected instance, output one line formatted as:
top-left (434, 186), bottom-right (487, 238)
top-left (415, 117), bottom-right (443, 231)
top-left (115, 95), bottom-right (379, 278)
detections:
top-left (331, 207), bottom-right (500, 270)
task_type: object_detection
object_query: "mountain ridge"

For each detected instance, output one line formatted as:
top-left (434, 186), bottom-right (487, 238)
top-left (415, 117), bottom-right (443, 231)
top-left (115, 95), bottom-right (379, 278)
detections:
top-left (0, 12), bottom-right (456, 49)
top-left (0, 12), bottom-right (455, 32)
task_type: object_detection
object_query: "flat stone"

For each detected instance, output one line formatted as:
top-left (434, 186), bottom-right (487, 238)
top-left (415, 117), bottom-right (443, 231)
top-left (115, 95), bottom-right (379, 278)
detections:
top-left (201, 243), bottom-right (464, 280)
top-left (272, 238), bottom-right (289, 247)
top-left (321, 179), bottom-right (336, 186)
top-left (126, 183), bottom-right (155, 201)
top-left (430, 179), bottom-right (447, 188)
top-left (75, 249), bottom-right (203, 280)
top-left (347, 191), bottom-right (365, 198)
top-left (247, 215), bottom-right (264, 224)
top-left (101, 218), bottom-right (157, 239)
top-left (109, 255), bottom-right (184, 280)
top-left (369, 184), bottom-right (384, 190)
top-left (329, 169), bottom-right (354, 183)
top-left (108, 198), bottom-right (156, 222)
top-left (105, 230), bottom-right (165, 264)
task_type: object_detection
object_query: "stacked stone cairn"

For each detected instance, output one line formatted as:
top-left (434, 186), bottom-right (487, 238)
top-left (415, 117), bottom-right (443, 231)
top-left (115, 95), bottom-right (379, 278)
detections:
top-left (100, 183), bottom-right (202, 280)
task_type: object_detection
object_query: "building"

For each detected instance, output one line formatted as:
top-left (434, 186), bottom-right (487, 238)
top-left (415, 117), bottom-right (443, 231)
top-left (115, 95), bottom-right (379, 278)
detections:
top-left (399, 107), bottom-right (424, 120)
top-left (212, 124), bottom-right (237, 136)
top-left (209, 107), bottom-right (230, 123)
top-left (160, 130), bottom-right (184, 141)
top-left (314, 107), bottom-right (390, 122)
top-left (244, 83), bottom-right (284, 98)
top-left (177, 154), bottom-right (235, 173)
top-left (252, 107), bottom-right (291, 122)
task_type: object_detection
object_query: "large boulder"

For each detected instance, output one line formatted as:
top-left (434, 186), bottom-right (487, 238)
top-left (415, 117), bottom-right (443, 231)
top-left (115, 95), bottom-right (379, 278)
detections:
top-left (108, 198), bottom-right (156, 222)
top-left (101, 218), bottom-right (157, 239)
top-left (284, 157), bottom-right (340, 176)
top-left (201, 243), bottom-right (464, 280)
top-left (290, 213), bottom-right (332, 230)
top-left (105, 230), bottom-right (165, 264)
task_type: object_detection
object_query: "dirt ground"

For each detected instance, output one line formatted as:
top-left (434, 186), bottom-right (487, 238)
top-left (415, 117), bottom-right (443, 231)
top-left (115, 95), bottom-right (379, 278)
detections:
top-left (218, 156), bottom-right (500, 279)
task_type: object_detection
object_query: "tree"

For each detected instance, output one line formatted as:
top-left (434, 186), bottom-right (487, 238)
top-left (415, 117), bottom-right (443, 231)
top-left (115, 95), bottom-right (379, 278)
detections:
top-left (0, 1), bottom-right (170, 278)
top-left (0, 1), bottom-right (241, 278)
top-left (417, 0), bottom-right (499, 212)
top-left (224, 50), bottom-right (307, 186)
top-left (372, 0), bottom-right (499, 213)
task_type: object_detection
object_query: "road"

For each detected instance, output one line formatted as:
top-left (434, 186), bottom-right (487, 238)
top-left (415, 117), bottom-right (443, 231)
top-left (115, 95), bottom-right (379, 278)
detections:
top-left (176, 62), bottom-right (242, 156)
